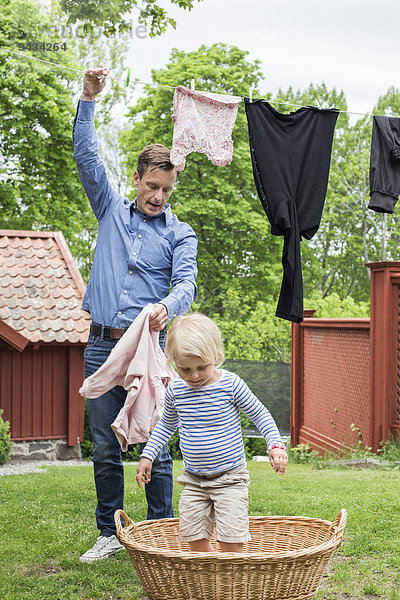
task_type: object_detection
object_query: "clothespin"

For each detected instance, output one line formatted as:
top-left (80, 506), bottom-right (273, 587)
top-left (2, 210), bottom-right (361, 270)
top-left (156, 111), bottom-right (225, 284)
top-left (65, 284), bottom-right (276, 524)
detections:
top-left (97, 66), bottom-right (109, 83)
top-left (126, 68), bottom-right (131, 87)
top-left (249, 86), bottom-right (253, 103)
top-left (190, 79), bottom-right (195, 91)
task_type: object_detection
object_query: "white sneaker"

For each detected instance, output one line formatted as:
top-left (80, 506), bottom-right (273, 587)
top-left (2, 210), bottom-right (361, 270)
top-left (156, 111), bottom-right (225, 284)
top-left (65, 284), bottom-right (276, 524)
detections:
top-left (79, 535), bottom-right (124, 563)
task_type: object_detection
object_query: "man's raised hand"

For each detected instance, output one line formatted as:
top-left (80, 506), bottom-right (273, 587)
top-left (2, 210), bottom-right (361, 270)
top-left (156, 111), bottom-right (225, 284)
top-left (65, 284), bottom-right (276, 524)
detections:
top-left (81, 64), bottom-right (109, 101)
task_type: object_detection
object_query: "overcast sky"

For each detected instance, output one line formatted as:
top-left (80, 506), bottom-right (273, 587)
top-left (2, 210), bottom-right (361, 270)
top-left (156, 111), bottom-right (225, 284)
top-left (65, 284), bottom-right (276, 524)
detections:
top-left (125, 0), bottom-right (400, 118)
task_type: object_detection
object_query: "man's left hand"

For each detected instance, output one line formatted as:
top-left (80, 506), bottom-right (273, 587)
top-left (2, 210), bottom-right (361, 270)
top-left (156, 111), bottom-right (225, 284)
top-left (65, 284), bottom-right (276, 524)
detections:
top-left (149, 303), bottom-right (168, 331)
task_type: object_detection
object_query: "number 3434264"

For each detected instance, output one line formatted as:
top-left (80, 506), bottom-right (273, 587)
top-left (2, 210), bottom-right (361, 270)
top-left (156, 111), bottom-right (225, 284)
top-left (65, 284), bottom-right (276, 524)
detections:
top-left (18, 42), bottom-right (67, 51)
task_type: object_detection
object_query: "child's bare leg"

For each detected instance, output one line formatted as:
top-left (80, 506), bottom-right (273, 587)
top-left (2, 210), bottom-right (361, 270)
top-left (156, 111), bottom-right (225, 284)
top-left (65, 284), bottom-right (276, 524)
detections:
top-left (189, 539), bottom-right (215, 552)
top-left (219, 541), bottom-right (244, 553)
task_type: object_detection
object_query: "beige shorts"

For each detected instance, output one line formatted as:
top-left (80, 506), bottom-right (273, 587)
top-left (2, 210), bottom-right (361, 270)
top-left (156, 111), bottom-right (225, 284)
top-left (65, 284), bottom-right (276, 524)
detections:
top-left (176, 464), bottom-right (251, 543)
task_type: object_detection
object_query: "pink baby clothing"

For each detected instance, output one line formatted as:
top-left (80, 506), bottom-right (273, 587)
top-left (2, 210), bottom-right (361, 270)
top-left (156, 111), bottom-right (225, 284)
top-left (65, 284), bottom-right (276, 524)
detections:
top-left (170, 85), bottom-right (242, 171)
top-left (79, 304), bottom-right (176, 451)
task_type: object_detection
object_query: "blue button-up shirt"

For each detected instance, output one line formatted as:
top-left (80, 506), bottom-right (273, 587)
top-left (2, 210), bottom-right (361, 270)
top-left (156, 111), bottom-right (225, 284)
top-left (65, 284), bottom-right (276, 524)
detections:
top-left (73, 100), bottom-right (198, 327)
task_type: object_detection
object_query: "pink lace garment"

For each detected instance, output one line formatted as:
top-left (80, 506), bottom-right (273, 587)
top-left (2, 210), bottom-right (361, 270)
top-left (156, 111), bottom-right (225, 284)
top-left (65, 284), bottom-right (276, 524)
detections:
top-left (170, 85), bottom-right (242, 170)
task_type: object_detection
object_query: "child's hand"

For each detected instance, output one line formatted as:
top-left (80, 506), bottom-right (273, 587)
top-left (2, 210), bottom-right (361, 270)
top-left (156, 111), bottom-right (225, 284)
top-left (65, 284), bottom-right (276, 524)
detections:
top-left (269, 448), bottom-right (288, 475)
top-left (136, 458), bottom-right (153, 488)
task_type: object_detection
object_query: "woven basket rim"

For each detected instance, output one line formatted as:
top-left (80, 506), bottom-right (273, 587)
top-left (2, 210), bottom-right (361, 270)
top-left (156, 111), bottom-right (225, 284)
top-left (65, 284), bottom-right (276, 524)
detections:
top-left (116, 510), bottom-right (347, 562)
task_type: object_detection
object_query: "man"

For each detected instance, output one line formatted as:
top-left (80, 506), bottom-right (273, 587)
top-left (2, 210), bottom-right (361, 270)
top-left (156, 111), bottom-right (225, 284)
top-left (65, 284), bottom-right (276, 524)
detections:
top-left (73, 65), bottom-right (198, 563)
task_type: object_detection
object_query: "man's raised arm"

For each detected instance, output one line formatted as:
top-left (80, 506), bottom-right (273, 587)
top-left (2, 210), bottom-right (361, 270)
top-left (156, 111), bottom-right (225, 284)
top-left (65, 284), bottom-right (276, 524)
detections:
top-left (73, 64), bottom-right (117, 221)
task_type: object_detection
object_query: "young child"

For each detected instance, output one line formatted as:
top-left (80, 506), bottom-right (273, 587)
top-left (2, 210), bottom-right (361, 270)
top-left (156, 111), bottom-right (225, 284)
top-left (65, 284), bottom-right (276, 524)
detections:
top-left (136, 313), bottom-right (288, 553)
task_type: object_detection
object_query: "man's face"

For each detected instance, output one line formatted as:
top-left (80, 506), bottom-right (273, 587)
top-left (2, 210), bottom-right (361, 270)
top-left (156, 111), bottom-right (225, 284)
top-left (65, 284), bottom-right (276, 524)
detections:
top-left (133, 168), bottom-right (177, 216)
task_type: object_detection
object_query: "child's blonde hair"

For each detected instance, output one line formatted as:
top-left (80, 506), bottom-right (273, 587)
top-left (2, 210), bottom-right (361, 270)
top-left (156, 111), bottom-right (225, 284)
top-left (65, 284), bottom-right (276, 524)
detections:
top-left (165, 312), bottom-right (225, 367)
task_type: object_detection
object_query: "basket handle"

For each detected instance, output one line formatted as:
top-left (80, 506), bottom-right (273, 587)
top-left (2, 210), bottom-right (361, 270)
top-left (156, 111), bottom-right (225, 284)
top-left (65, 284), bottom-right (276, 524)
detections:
top-left (329, 509), bottom-right (347, 545)
top-left (114, 509), bottom-right (136, 542)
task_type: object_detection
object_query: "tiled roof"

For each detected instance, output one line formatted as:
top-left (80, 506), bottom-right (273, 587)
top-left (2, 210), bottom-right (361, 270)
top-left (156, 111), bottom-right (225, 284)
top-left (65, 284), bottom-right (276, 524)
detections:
top-left (0, 230), bottom-right (90, 344)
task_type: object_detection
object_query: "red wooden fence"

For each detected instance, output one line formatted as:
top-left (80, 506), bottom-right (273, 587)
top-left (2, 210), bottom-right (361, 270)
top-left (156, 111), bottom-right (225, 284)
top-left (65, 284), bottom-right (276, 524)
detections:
top-left (291, 261), bottom-right (400, 453)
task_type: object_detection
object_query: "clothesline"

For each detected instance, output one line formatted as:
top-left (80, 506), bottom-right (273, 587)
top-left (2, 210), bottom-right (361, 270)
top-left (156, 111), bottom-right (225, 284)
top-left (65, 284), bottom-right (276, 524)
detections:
top-left (0, 46), bottom-right (397, 119)
top-left (0, 47), bottom-right (176, 89)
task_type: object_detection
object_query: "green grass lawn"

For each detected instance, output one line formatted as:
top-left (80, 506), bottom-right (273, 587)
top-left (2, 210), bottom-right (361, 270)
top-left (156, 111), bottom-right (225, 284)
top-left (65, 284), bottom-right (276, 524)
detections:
top-left (0, 461), bottom-right (399, 600)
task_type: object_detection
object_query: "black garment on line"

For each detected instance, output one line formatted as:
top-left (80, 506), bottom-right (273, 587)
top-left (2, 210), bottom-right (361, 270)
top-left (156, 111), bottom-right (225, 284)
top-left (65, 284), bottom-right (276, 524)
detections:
top-left (369, 115), bottom-right (400, 214)
top-left (245, 99), bottom-right (339, 323)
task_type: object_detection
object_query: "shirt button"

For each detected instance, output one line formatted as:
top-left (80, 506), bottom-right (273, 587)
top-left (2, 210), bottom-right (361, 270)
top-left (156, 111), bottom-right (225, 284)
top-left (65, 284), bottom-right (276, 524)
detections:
top-left (132, 252), bottom-right (136, 256)
top-left (138, 234), bottom-right (142, 239)
top-left (143, 219), bottom-right (147, 223)
top-left (118, 311), bottom-right (122, 315)
top-left (123, 290), bottom-right (127, 294)
top-left (129, 271), bottom-right (133, 275)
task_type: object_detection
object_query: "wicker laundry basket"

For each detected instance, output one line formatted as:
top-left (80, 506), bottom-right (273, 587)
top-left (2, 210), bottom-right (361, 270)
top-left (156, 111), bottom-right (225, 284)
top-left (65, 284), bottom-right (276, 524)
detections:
top-left (114, 509), bottom-right (347, 600)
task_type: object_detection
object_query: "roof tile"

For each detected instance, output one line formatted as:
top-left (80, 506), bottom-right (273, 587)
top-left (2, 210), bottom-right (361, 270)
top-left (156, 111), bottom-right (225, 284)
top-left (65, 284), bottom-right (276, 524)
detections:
top-left (0, 231), bottom-right (90, 344)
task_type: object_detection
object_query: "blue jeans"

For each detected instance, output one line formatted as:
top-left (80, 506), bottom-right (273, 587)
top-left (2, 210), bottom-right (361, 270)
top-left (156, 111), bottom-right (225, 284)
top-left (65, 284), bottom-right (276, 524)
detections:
top-left (84, 330), bottom-right (173, 537)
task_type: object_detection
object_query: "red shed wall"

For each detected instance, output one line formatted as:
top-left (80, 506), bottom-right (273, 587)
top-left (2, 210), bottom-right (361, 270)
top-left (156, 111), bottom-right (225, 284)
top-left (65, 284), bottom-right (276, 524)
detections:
top-left (0, 343), bottom-right (84, 444)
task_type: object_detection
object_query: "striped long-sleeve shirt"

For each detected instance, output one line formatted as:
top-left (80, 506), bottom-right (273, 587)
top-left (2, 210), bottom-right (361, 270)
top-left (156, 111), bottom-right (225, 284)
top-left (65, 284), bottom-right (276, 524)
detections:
top-left (141, 369), bottom-right (285, 474)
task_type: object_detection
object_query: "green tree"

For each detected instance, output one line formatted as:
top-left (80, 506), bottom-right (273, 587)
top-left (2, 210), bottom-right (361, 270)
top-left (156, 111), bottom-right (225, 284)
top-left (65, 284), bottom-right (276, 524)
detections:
top-left (305, 291), bottom-right (369, 318)
top-left (212, 289), bottom-right (292, 362)
top-left (0, 0), bottom-right (94, 276)
top-left (0, 0), bottom-right (134, 280)
top-left (121, 50), bottom-right (376, 359)
top-left (60, 0), bottom-right (203, 37)
top-left (121, 43), bottom-right (284, 317)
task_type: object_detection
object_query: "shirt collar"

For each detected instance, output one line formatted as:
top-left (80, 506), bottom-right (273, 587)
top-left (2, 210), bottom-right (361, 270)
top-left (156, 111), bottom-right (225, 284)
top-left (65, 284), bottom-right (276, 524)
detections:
top-left (131, 200), bottom-right (172, 226)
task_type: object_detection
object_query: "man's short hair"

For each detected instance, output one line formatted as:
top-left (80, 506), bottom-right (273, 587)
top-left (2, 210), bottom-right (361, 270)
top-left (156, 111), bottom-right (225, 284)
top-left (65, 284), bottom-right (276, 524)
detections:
top-left (137, 144), bottom-right (177, 178)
